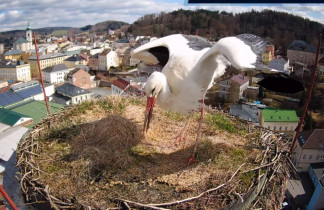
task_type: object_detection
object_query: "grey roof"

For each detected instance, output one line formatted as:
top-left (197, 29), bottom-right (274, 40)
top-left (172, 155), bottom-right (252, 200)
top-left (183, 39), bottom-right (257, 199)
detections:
top-left (56, 83), bottom-right (90, 97)
top-left (14, 37), bottom-right (29, 44)
top-left (4, 49), bottom-right (22, 56)
top-left (43, 64), bottom-right (69, 73)
top-left (10, 80), bottom-right (39, 91)
top-left (116, 38), bottom-right (129, 43)
top-left (75, 64), bottom-right (90, 71)
top-left (29, 53), bottom-right (67, 60)
top-left (288, 40), bottom-right (324, 54)
top-left (230, 104), bottom-right (260, 124)
top-left (64, 54), bottom-right (84, 62)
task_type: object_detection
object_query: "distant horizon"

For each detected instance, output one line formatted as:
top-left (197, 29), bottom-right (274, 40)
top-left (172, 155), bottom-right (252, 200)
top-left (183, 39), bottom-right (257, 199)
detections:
top-left (0, 1), bottom-right (324, 32)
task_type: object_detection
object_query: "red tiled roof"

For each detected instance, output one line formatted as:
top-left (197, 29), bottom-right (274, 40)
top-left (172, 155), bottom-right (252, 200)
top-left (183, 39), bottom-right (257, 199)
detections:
top-left (112, 78), bottom-right (129, 89)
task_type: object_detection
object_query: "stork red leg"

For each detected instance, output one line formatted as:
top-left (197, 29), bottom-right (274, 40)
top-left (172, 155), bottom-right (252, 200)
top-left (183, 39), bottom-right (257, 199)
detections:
top-left (187, 99), bottom-right (204, 166)
top-left (171, 113), bottom-right (193, 145)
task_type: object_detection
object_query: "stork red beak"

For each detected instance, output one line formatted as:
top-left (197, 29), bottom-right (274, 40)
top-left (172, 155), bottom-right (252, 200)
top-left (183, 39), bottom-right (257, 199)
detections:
top-left (144, 96), bottom-right (155, 133)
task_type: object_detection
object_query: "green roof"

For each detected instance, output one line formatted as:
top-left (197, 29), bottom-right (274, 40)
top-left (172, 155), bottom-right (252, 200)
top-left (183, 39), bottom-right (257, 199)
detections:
top-left (14, 37), bottom-right (29, 44)
top-left (0, 108), bottom-right (31, 126)
top-left (263, 109), bottom-right (298, 122)
top-left (11, 100), bottom-right (64, 128)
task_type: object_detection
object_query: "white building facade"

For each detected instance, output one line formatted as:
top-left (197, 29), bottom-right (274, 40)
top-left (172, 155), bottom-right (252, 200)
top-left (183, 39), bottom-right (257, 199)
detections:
top-left (0, 63), bottom-right (31, 82)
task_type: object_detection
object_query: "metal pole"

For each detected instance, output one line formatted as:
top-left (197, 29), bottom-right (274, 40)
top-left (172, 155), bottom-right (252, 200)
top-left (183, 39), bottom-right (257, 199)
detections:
top-left (33, 32), bottom-right (51, 115)
top-left (0, 185), bottom-right (18, 210)
top-left (289, 34), bottom-right (322, 154)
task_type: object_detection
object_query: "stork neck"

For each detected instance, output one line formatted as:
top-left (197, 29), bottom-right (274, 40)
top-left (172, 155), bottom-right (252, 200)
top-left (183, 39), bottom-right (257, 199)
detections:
top-left (157, 78), bottom-right (171, 102)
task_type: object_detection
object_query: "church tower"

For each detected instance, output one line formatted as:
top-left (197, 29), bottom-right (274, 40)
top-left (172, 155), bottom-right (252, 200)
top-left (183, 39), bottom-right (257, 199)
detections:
top-left (26, 22), bottom-right (32, 42)
top-left (26, 22), bottom-right (33, 50)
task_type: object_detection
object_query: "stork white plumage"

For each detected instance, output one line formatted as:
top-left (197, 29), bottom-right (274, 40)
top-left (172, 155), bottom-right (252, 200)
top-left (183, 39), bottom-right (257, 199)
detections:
top-left (131, 34), bottom-right (303, 165)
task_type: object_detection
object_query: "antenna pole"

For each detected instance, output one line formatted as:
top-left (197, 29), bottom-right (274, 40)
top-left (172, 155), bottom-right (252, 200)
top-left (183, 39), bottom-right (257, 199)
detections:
top-left (33, 32), bottom-right (51, 115)
top-left (289, 34), bottom-right (322, 154)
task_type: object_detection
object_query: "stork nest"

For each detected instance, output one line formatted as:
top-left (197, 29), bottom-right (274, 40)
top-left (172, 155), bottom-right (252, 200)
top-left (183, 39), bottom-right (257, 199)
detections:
top-left (16, 95), bottom-right (295, 209)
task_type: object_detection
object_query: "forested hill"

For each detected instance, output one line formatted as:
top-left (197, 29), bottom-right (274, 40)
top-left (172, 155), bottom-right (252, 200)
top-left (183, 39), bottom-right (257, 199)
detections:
top-left (128, 9), bottom-right (324, 54)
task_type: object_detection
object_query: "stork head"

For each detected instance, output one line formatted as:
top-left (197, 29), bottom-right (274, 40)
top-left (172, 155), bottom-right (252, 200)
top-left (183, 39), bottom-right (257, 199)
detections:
top-left (143, 72), bottom-right (167, 133)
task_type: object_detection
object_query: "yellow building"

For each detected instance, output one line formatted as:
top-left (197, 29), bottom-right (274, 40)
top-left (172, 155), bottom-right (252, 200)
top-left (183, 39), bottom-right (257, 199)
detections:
top-left (28, 53), bottom-right (70, 78)
top-left (262, 51), bottom-right (272, 65)
top-left (4, 49), bottom-right (22, 61)
top-left (0, 61), bottom-right (31, 82)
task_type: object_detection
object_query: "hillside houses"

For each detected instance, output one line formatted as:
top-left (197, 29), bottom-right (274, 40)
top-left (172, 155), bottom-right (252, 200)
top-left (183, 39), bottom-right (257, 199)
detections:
top-left (218, 74), bottom-right (249, 103)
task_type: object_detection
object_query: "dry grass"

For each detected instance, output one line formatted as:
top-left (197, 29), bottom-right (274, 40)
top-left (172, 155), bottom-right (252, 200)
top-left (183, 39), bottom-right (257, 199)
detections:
top-left (17, 95), bottom-right (290, 209)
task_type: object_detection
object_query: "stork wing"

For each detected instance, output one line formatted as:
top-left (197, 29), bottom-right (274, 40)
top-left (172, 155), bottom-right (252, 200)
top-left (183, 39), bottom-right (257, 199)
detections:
top-left (191, 34), bottom-right (304, 93)
top-left (131, 34), bottom-right (211, 68)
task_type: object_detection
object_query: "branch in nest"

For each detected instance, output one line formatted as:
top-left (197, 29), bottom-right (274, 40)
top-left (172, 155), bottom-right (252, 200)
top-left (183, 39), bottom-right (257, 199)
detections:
top-left (115, 198), bottom-right (168, 210)
top-left (44, 185), bottom-right (60, 210)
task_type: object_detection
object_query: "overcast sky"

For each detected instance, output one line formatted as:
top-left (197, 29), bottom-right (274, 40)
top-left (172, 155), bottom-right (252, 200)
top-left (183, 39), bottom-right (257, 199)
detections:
top-left (0, 0), bottom-right (323, 32)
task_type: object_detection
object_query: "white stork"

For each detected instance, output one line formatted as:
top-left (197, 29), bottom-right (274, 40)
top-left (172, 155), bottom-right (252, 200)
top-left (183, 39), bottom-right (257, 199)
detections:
top-left (131, 34), bottom-right (303, 165)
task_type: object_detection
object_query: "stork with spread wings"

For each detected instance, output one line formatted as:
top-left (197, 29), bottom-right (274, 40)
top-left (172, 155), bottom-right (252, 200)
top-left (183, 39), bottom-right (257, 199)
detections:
top-left (131, 34), bottom-right (303, 165)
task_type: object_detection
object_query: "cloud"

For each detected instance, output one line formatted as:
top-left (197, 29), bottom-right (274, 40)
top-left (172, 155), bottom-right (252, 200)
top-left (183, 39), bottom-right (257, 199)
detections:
top-left (0, 0), bottom-right (323, 32)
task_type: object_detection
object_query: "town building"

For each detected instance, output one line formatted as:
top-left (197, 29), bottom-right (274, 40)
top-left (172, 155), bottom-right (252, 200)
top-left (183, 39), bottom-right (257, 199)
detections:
top-left (307, 162), bottom-right (324, 210)
top-left (4, 49), bottom-right (22, 61)
top-left (0, 108), bottom-right (33, 127)
top-left (0, 80), bottom-right (54, 108)
top-left (292, 129), bottom-right (324, 172)
top-left (111, 77), bottom-right (144, 96)
top-left (319, 57), bottom-right (324, 75)
top-left (63, 54), bottom-right (87, 68)
top-left (292, 62), bottom-right (311, 79)
top-left (218, 74), bottom-right (249, 102)
top-left (229, 103), bottom-right (261, 125)
top-left (268, 56), bottom-right (289, 72)
top-left (67, 68), bottom-right (94, 89)
top-left (260, 108), bottom-right (299, 132)
top-left (88, 53), bottom-right (99, 70)
top-left (0, 81), bottom-right (9, 93)
top-left (287, 40), bottom-right (324, 66)
top-left (53, 83), bottom-right (92, 105)
top-left (0, 60), bottom-right (31, 82)
top-left (28, 53), bottom-right (70, 78)
top-left (262, 45), bottom-right (274, 65)
top-left (0, 43), bottom-right (4, 55)
top-left (98, 49), bottom-right (119, 70)
top-left (13, 23), bottom-right (33, 52)
top-left (42, 64), bottom-right (73, 84)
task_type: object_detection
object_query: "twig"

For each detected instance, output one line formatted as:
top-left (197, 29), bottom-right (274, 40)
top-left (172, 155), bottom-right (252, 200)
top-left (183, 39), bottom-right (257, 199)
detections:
top-left (115, 198), bottom-right (169, 210)
top-left (123, 201), bottom-right (131, 210)
top-left (44, 185), bottom-right (60, 210)
top-left (234, 191), bottom-right (244, 203)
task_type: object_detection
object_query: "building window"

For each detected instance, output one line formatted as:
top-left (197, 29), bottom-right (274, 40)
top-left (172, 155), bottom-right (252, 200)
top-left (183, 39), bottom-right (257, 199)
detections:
top-left (268, 126), bottom-right (270, 129)
top-left (316, 155), bottom-right (319, 160)
top-left (309, 155), bottom-right (312, 160)
top-left (274, 126), bottom-right (276, 130)
top-left (303, 155), bottom-right (306, 159)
